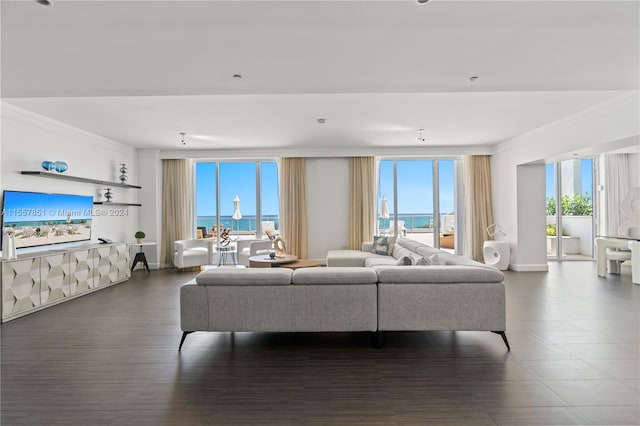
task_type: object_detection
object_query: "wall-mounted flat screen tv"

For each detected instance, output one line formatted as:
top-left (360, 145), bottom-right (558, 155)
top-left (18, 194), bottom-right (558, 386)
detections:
top-left (2, 190), bottom-right (93, 249)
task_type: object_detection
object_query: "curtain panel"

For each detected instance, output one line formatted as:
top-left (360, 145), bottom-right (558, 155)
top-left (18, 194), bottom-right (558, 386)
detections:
top-left (278, 158), bottom-right (308, 259)
top-left (160, 159), bottom-right (194, 268)
top-left (348, 157), bottom-right (376, 250)
top-left (604, 153), bottom-right (629, 236)
top-left (463, 155), bottom-right (494, 262)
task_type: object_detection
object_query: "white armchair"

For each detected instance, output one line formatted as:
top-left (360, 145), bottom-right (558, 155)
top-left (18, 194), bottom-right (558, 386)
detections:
top-left (237, 239), bottom-right (273, 267)
top-left (174, 239), bottom-right (214, 269)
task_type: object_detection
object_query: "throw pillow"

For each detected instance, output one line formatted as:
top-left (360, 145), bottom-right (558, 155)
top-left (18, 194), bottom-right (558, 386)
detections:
top-left (395, 255), bottom-right (414, 266)
top-left (371, 235), bottom-right (396, 256)
top-left (416, 254), bottom-right (439, 266)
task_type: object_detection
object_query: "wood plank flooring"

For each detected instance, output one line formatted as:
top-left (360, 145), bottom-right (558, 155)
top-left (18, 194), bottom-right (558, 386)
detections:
top-left (1, 262), bottom-right (638, 425)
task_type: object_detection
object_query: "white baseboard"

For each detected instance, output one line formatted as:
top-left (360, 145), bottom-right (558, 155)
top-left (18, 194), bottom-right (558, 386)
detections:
top-left (509, 263), bottom-right (549, 272)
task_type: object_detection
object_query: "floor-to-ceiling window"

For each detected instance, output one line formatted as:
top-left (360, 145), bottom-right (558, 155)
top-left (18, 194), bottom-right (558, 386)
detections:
top-left (378, 158), bottom-right (460, 253)
top-left (195, 160), bottom-right (279, 240)
top-left (546, 158), bottom-right (595, 261)
top-left (195, 162), bottom-right (217, 236)
top-left (260, 161), bottom-right (280, 237)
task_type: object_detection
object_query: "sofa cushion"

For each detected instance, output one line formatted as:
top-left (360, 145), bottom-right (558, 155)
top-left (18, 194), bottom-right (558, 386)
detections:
top-left (392, 245), bottom-right (415, 260)
top-left (371, 235), bottom-right (396, 255)
top-left (196, 268), bottom-right (292, 286)
top-left (326, 249), bottom-right (383, 267)
top-left (292, 267), bottom-right (378, 285)
top-left (364, 256), bottom-right (397, 267)
top-left (396, 256), bottom-right (414, 266)
top-left (373, 265), bottom-right (504, 283)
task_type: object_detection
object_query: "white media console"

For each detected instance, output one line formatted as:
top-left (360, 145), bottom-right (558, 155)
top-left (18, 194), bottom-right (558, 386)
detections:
top-left (1, 242), bottom-right (130, 322)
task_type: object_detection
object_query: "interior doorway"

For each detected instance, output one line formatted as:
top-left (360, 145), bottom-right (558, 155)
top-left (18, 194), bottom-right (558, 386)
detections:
top-left (546, 158), bottom-right (595, 261)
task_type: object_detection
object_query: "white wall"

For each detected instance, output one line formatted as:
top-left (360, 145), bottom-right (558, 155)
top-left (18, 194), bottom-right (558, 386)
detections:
top-left (305, 158), bottom-right (350, 261)
top-left (514, 164), bottom-right (548, 270)
top-left (137, 150), bottom-right (162, 268)
top-left (492, 93), bottom-right (640, 270)
top-left (1, 104), bottom-right (140, 255)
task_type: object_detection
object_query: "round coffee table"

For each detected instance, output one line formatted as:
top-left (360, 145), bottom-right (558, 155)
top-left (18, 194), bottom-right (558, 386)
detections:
top-left (277, 259), bottom-right (321, 270)
top-left (249, 254), bottom-right (297, 268)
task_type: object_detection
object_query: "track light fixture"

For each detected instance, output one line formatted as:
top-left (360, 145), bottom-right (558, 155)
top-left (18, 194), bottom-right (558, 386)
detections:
top-left (180, 132), bottom-right (186, 146)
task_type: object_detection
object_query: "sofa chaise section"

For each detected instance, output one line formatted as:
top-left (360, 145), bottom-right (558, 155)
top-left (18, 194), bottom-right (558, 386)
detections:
top-left (179, 267), bottom-right (378, 350)
top-left (373, 265), bottom-right (508, 349)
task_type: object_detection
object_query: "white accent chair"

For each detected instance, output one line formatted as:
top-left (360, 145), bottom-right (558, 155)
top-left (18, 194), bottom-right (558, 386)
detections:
top-left (174, 239), bottom-right (214, 269)
top-left (237, 239), bottom-right (273, 267)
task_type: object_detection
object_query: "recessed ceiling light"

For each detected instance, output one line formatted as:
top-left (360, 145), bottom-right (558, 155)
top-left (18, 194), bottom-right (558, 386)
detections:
top-left (316, 118), bottom-right (327, 124)
top-left (417, 0), bottom-right (431, 4)
top-left (469, 76), bottom-right (479, 82)
top-left (35, 0), bottom-right (53, 5)
top-left (233, 74), bottom-right (243, 79)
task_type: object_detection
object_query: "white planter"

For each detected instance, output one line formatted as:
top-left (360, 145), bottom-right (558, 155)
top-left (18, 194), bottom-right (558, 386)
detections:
top-left (547, 236), bottom-right (580, 255)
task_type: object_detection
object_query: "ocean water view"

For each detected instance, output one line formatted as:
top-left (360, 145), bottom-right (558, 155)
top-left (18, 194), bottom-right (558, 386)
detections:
top-left (196, 214), bottom-right (454, 233)
top-left (197, 215), bottom-right (280, 232)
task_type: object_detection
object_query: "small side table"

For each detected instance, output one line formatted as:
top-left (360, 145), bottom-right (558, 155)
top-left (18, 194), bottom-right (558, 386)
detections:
top-left (130, 242), bottom-right (156, 273)
top-left (217, 244), bottom-right (237, 266)
top-left (483, 240), bottom-right (510, 271)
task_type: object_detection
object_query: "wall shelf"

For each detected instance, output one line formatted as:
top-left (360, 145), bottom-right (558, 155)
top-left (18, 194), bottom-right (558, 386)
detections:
top-left (93, 202), bottom-right (142, 207)
top-left (21, 171), bottom-right (142, 189)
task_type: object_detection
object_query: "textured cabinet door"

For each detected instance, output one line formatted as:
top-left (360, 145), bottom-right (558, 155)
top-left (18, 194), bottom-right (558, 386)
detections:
top-left (2, 258), bottom-right (41, 319)
top-left (40, 253), bottom-right (71, 304)
top-left (94, 244), bottom-right (130, 287)
top-left (94, 246), bottom-right (114, 287)
top-left (69, 249), bottom-right (95, 295)
top-left (113, 243), bottom-right (131, 281)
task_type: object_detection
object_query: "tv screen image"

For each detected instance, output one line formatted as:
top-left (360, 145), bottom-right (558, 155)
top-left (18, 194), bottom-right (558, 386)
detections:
top-left (2, 191), bottom-right (94, 249)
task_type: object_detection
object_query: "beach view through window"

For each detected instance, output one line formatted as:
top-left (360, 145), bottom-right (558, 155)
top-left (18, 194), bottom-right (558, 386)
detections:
top-left (195, 161), bottom-right (279, 239)
top-left (378, 159), bottom-right (457, 251)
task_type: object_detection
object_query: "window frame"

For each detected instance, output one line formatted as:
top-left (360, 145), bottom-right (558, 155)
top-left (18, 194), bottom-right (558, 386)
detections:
top-left (193, 159), bottom-right (279, 242)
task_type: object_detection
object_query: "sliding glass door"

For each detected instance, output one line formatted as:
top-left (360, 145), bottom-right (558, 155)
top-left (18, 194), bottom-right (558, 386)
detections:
top-left (546, 158), bottom-right (595, 261)
top-left (378, 158), bottom-right (460, 253)
top-left (195, 161), bottom-right (279, 240)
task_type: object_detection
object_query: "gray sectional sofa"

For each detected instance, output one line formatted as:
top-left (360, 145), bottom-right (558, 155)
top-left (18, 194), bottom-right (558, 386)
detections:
top-left (179, 238), bottom-right (509, 351)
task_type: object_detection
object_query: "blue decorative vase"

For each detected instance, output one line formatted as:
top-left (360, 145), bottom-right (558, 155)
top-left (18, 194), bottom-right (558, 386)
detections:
top-left (269, 250), bottom-right (276, 259)
top-left (41, 160), bottom-right (55, 171)
top-left (53, 161), bottom-right (68, 173)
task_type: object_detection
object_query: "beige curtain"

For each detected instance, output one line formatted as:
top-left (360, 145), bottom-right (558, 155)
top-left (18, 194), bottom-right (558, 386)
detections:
top-left (604, 153), bottom-right (629, 236)
top-left (278, 158), bottom-right (308, 258)
top-left (160, 159), bottom-right (194, 267)
top-left (348, 157), bottom-right (376, 249)
top-left (464, 155), bottom-right (494, 262)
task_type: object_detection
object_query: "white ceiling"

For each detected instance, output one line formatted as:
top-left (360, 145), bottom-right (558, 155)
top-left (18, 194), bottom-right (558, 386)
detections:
top-left (1, 0), bottom-right (638, 151)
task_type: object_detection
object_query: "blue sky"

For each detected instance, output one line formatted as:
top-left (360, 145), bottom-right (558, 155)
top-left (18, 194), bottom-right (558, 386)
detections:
top-left (3, 191), bottom-right (93, 223)
top-left (197, 160), bottom-right (456, 218)
top-left (196, 162), bottom-right (279, 216)
top-left (545, 159), bottom-right (593, 199)
top-left (379, 159), bottom-right (455, 214)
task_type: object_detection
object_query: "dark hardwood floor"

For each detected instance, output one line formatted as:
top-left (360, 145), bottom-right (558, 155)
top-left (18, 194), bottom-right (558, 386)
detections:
top-left (1, 262), bottom-right (638, 425)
